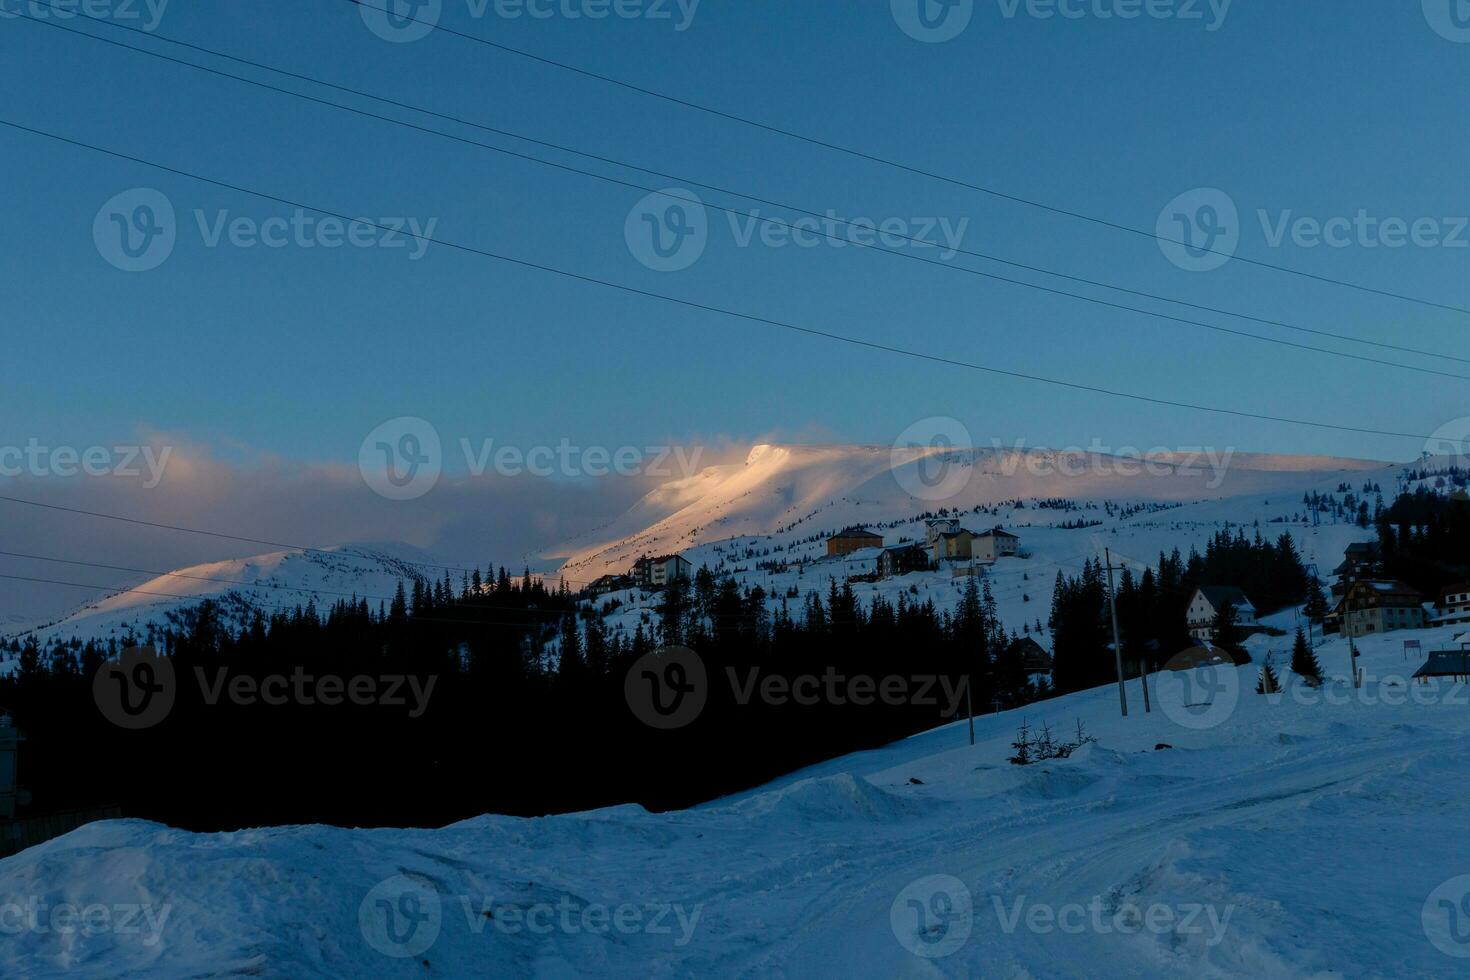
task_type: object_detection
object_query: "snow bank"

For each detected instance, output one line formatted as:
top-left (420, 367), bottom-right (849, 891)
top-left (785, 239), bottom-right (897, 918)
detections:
top-left (4, 627), bottom-right (1470, 977)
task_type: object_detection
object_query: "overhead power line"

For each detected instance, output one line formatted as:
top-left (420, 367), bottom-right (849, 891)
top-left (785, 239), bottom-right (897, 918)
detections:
top-left (0, 115), bottom-right (1445, 446)
top-left (0, 492), bottom-right (482, 575)
top-left (341, 0), bottom-right (1470, 317)
top-left (0, 548), bottom-right (872, 623)
top-left (0, 549), bottom-right (622, 620)
top-left (19, 9), bottom-right (1468, 380)
top-left (0, 548), bottom-right (476, 606)
top-left (0, 493), bottom-right (648, 591)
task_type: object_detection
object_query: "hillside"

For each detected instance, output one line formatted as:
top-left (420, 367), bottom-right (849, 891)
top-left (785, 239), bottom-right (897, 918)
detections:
top-left (7, 545), bottom-right (434, 651)
top-left (3, 620), bottom-right (1467, 977)
top-left (545, 443), bottom-right (1392, 583)
top-left (6, 445), bottom-right (1399, 652)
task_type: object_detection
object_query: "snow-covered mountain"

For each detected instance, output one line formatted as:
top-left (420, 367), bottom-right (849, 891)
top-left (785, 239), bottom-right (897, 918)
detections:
top-left (545, 442), bottom-right (1394, 582)
top-left (9, 545), bottom-right (436, 649)
top-left (3, 448), bottom-right (1462, 975)
top-left (11, 444), bottom-right (1401, 649)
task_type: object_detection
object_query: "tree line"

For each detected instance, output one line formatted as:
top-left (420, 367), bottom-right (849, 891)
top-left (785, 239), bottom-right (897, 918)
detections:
top-left (0, 569), bottom-right (1047, 832)
top-left (1048, 529), bottom-right (1314, 694)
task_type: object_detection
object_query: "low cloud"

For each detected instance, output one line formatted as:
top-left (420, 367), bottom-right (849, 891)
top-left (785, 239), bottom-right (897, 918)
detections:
top-left (0, 434), bottom-right (676, 630)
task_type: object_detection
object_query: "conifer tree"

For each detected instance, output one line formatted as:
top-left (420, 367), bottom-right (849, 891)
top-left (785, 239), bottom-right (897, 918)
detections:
top-left (1289, 626), bottom-right (1322, 686)
top-left (1211, 600), bottom-right (1245, 658)
top-left (1303, 579), bottom-right (1329, 623)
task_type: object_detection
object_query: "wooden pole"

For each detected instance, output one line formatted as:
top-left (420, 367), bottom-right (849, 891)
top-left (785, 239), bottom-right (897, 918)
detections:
top-left (1105, 548), bottom-right (1129, 717)
top-left (966, 679), bottom-right (975, 746)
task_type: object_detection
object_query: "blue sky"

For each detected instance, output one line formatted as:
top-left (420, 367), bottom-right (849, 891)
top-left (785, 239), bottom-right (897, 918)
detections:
top-left (5, 0), bottom-right (1470, 466)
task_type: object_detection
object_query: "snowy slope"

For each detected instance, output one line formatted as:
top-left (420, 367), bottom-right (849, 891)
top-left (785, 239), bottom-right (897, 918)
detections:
top-left (9, 545), bottom-right (435, 649)
top-left (547, 443), bottom-right (1392, 582)
top-left (12, 445), bottom-right (1395, 651)
top-left (3, 625), bottom-right (1469, 977)
top-left (581, 449), bottom-right (1389, 656)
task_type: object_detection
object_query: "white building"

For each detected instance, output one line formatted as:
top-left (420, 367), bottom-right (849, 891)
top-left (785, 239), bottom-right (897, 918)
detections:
top-left (632, 554), bottom-right (692, 589)
top-left (1434, 583), bottom-right (1470, 626)
top-left (1185, 586), bottom-right (1258, 643)
top-left (973, 528), bottom-right (1020, 561)
top-left (924, 518), bottom-right (960, 549)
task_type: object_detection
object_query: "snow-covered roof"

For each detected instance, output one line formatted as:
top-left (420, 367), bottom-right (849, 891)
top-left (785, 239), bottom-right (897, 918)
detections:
top-left (815, 547), bottom-right (883, 563)
top-left (1348, 580), bottom-right (1423, 603)
top-left (1196, 585), bottom-right (1254, 610)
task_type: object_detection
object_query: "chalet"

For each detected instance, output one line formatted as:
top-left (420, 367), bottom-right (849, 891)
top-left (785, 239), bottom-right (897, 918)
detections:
top-left (1185, 586), bottom-right (1258, 643)
top-left (1331, 541), bottom-right (1382, 597)
top-left (1006, 636), bottom-right (1052, 675)
top-left (932, 528), bottom-right (975, 563)
top-left (1323, 598), bottom-right (1343, 635)
top-left (586, 574), bottom-right (630, 597)
top-left (1434, 583), bottom-right (1470, 626)
top-left (878, 543), bottom-right (929, 578)
top-left (1341, 580), bottom-right (1428, 638)
top-left (973, 527), bottom-right (1020, 561)
top-left (1335, 541), bottom-right (1382, 576)
top-left (924, 518), bottom-right (960, 548)
top-left (631, 554), bottom-right (692, 589)
top-left (827, 527), bottom-right (882, 557)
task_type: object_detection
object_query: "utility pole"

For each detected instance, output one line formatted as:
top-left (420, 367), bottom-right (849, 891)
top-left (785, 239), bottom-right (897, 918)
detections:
top-left (1345, 581), bottom-right (1361, 688)
top-left (1104, 548), bottom-right (1129, 717)
top-left (1139, 647), bottom-right (1152, 714)
top-left (966, 680), bottom-right (975, 746)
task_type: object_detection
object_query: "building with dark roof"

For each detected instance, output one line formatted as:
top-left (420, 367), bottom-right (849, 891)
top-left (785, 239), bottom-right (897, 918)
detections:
top-left (1006, 636), bottom-right (1053, 675)
top-left (631, 554), bottom-right (692, 589)
top-left (1332, 542), bottom-right (1382, 595)
top-left (827, 527), bottom-right (883, 557)
top-left (878, 543), bottom-right (929, 578)
top-left (1412, 651), bottom-right (1470, 683)
top-left (1433, 583), bottom-right (1470, 627)
top-left (974, 527), bottom-right (1020, 561)
top-left (1342, 580), bottom-right (1427, 638)
top-left (1185, 586), bottom-right (1258, 642)
top-left (931, 528), bottom-right (976, 563)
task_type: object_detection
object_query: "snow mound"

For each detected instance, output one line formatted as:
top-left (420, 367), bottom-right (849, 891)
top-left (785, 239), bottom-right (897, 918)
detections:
top-left (723, 772), bottom-right (916, 824)
top-left (6, 627), bottom-right (1470, 976)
